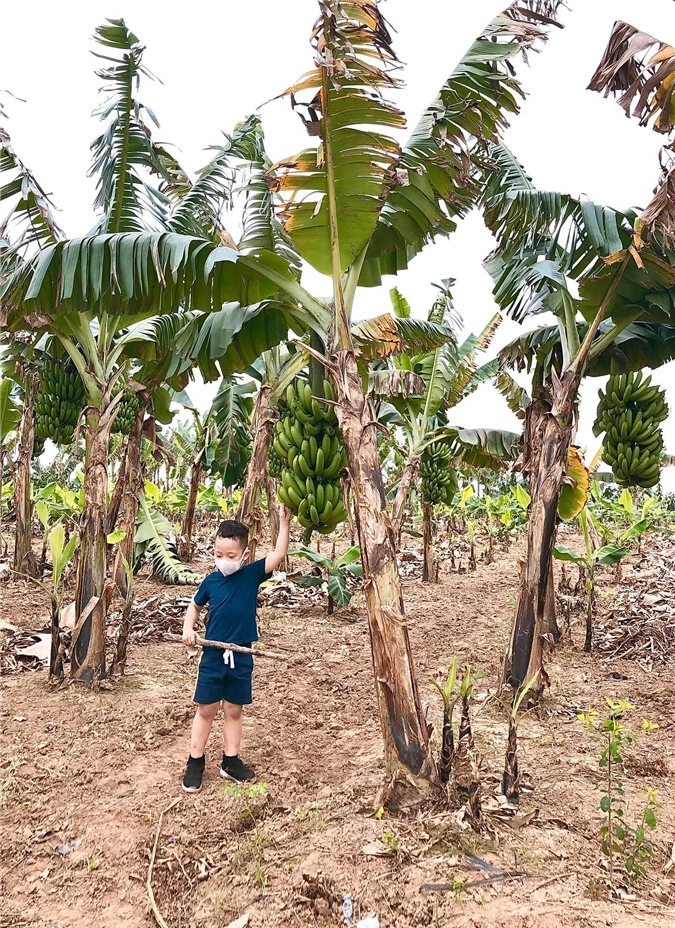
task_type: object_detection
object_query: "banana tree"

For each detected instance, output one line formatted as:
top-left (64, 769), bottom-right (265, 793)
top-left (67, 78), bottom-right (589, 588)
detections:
top-left (374, 282), bottom-right (519, 579)
top-left (500, 316), bottom-right (675, 652)
top-left (0, 24), bottom-right (186, 682)
top-left (1, 96), bottom-right (62, 573)
top-left (106, 376), bottom-right (186, 592)
top-left (264, 1), bottom-right (563, 790)
top-left (0, 27), bottom-right (282, 682)
top-left (289, 544), bottom-right (363, 614)
top-left (481, 17), bottom-right (675, 697)
top-left (1, 4), bottom-right (566, 787)
top-left (173, 120), bottom-right (461, 559)
top-left (3, 335), bottom-right (86, 577)
top-left (134, 487), bottom-right (201, 583)
top-left (554, 514), bottom-right (630, 653)
top-left (168, 378), bottom-right (253, 559)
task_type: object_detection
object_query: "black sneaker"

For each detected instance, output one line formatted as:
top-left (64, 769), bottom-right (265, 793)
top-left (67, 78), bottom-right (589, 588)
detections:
top-left (182, 754), bottom-right (205, 792)
top-left (220, 755), bottom-right (256, 783)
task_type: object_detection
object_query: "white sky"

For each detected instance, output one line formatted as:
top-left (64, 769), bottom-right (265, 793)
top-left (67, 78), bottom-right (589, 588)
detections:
top-left (2, 0), bottom-right (675, 487)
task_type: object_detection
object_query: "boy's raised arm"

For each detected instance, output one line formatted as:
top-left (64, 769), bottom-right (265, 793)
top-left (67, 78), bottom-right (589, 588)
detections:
top-left (265, 505), bottom-right (292, 574)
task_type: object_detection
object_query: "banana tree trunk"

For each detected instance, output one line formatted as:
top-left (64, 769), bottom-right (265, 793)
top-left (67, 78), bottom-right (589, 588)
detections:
top-left (331, 350), bottom-right (436, 796)
top-left (391, 455), bottom-right (420, 540)
top-left (504, 373), bottom-right (579, 695)
top-left (584, 568), bottom-right (595, 653)
top-left (49, 597), bottom-right (65, 682)
top-left (13, 379), bottom-right (38, 577)
top-left (544, 557), bottom-right (560, 644)
top-left (266, 475), bottom-right (279, 546)
top-left (422, 502), bottom-right (436, 583)
top-left (107, 433), bottom-right (129, 535)
top-left (180, 456), bottom-right (202, 561)
top-left (237, 385), bottom-right (277, 561)
top-left (112, 401), bottom-right (147, 595)
top-left (111, 403), bottom-right (143, 676)
top-left (71, 406), bottom-right (115, 684)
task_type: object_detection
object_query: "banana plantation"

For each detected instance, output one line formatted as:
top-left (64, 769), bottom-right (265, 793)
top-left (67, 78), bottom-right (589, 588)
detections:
top-left (2, 2), bottom-right (675, 926)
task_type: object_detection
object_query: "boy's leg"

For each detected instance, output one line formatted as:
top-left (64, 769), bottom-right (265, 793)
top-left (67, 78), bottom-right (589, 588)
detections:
top-left (183, 702), bottom-right (219, 793)
top-left (221, 700), bottom-right (242, 757)
top-left (220, 701), bottom-right (255, 782)
top-left (190, 701), bottom-right (220, 757)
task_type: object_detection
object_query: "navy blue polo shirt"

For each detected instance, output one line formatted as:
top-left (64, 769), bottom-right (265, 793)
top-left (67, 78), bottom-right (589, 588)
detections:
top-left (193, 558), bottom-right (271, 646)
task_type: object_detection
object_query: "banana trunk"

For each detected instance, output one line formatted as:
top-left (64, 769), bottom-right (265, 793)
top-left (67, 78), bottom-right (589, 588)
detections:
top-left (110, 399), bottom-right (148, 673)
top-left (71, 405), bottom-right (116, 684)
top-left (391, 455), bottom-right (420, 540)
top-left (331, 349), bottom-right (437, 801)
top-left (237, 385), bottom-right (277, 562)
top-left (504, 373), bottom-right (579, 694)
top-left (422, 502), bottom-right (437, 583)
top-left (13, 377), bottom-right (38, 577)
top-left (180, 453), bottom-right (202, 561)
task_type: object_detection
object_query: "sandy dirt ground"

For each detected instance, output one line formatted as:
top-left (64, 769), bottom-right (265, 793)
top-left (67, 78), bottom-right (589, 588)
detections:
top-left (1, 532), bottom-right (674, 928)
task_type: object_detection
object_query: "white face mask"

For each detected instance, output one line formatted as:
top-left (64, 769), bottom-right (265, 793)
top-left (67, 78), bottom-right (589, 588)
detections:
top-left (215, 553), bottom-right (247, 577)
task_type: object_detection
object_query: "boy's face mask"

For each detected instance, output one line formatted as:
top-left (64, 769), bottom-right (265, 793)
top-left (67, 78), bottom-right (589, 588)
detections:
top-left (215, 550), bottom-right (248, 576)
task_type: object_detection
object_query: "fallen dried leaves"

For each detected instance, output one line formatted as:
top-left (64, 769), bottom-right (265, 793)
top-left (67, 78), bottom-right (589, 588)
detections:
top-left (596, 535), bottom-right (675, 669)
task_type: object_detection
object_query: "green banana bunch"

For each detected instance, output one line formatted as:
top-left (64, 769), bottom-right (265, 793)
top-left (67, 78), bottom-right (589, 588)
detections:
top-left (113, 390), bottom-right (141, 436)
top-left (421, 441), bottom-right (458, 506)
top-left (269, 443), bottom-right (284, 479)
top-left (595, 371), bottom-right (668, 489)
top-left (271, 378), bottom-right (349, 534)
top-left (34, 358), bottom-right (86, 445)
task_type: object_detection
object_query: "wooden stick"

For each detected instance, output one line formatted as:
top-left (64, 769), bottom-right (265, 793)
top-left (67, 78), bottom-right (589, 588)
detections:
top-left (167, 633), bottom-right (289, 661)
top-left (421, 872), bottom-right (525, 892)
top-left (147, 796), bottom-right (181, 928)
top-left (531, 870), bottom-right (573, 892)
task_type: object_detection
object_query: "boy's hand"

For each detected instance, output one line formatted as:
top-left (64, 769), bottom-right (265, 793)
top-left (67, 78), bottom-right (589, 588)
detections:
top-left (279, 503), bottom-right (292, 525)
top-left (182, 625), bottom-right (197, 648)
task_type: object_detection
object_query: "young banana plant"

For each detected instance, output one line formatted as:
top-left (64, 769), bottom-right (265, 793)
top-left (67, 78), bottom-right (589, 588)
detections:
top-left (502, 671), bottom-right (540, 805)
top-left (430, 659), bottom-right (460, 784)
top-left (451, 667), bottom-right (482, 824)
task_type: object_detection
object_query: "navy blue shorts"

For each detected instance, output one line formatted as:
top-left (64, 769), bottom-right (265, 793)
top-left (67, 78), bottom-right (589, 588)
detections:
top-left (193, 646), bottom-right (254, 706)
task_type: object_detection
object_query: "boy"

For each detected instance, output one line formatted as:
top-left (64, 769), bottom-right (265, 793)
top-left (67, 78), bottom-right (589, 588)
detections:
top-left (181, 506), bottom-right (291, 792)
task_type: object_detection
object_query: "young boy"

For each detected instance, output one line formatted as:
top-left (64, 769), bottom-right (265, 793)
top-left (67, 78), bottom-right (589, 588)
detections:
top-left (181, 506), bottom-right (291, 792)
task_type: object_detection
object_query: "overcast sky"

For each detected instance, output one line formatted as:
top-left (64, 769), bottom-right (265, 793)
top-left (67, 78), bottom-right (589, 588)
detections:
top-left (2, 0), bottom-right (675, 487)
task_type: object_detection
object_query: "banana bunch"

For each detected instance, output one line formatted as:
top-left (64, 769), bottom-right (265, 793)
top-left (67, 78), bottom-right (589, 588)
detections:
top-left (268, 442), bottom-right (284, 479)
top-left (272, 378), bottom-right (348, 534)
top-left (113, 390), bottom-right (141, 435)
top-left (33, 434), bottom-right (46, 458)
top-left (595, 371), bottom-right (669, 489)
top-left (421, 440), bottom-right (458, 506)
top-left (34, 359), bottom-right (85, 445)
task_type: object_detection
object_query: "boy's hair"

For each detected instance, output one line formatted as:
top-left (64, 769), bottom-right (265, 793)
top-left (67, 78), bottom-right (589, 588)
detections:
top-left (216, 520), bottom-right (249, 548)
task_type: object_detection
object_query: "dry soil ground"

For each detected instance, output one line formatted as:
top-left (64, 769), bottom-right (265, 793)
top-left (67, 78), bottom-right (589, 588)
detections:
top-left (1, 532), bottom-right (675, 928)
